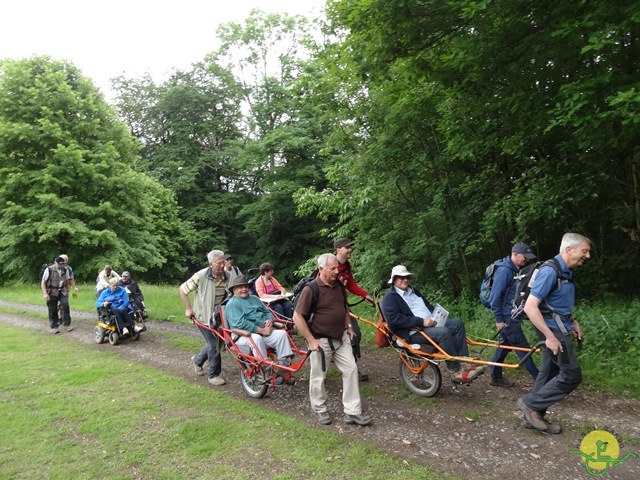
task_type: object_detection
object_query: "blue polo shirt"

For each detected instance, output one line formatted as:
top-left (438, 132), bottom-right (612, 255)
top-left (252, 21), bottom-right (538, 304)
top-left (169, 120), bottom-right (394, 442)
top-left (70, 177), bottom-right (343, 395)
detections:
top-left (529, 254), bottom-right (574, 331)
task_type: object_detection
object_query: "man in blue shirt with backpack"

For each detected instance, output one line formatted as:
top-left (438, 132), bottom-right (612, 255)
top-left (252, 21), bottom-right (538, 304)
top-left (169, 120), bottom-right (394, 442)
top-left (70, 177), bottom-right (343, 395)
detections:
top-left (517, 233), bottom-right (590, 434)
top-left (488, 242), bottom-right (540, 387)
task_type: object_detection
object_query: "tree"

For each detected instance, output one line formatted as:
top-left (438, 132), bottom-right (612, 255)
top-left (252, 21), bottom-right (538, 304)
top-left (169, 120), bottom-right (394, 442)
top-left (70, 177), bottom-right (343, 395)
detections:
top-left (293, 0), bottom-right (640, 296)
top-left (0, 56), bottom-right (185, 282)
top-left (112, 62), bottom-right (247, 272)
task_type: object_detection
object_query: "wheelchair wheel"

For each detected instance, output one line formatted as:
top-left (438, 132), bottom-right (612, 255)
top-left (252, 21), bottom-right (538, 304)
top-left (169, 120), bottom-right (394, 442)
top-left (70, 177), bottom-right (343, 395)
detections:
top-left (240, 368), bottom-right (268, 399)
top-left (108, 331), bottom-right (120, 346)
top-left (399, 354), bottom-right (442, 397)
top-left (94, 326), bottom-right (106, 344)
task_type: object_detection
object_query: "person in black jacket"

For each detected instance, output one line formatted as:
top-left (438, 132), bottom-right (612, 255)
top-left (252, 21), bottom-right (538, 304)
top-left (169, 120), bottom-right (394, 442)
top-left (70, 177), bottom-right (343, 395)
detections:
top-left (381, 265), bottom-right (485, 383)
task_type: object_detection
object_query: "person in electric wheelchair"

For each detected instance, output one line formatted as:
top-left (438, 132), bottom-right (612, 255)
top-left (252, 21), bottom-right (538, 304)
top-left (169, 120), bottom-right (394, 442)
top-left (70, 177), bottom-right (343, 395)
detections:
top-left (96, 278), bottom-right (142, 336)
top-left (119, 271), bottom-right (148, 321)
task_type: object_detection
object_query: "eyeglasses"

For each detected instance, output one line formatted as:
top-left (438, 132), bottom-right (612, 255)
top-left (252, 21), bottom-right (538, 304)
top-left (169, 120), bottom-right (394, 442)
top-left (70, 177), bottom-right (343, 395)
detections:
top-left (397, 276), bottom-right (411, 280)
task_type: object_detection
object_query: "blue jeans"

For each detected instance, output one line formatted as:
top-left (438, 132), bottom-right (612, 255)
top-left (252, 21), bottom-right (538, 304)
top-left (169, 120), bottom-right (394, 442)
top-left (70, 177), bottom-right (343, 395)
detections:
top-left (490, 321), bottom-right (539, 380)
top-left (112, 307), bottom-right (135, 334)
top-left (407, 317), bottom-right (468, 371)
top-left (194, 324), bottom-right (222, 379)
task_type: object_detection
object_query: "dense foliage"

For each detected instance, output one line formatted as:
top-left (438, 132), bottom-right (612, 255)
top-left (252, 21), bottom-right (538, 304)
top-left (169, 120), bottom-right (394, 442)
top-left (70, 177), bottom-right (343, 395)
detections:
top-left (0, 57), bottom-right (185, 283)
top-left (1, 2), bottom-right (639, 296)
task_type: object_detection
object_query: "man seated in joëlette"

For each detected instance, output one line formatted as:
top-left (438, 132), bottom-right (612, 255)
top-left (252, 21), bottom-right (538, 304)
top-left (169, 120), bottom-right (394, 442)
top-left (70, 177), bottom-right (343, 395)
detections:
top-left (381, 265), bottom-right (485, 383)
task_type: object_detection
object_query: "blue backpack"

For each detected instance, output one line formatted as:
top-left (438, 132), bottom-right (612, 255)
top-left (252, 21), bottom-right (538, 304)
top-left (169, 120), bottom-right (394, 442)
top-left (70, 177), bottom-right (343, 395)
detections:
top-left (479, 262), bottom-right (499, 308)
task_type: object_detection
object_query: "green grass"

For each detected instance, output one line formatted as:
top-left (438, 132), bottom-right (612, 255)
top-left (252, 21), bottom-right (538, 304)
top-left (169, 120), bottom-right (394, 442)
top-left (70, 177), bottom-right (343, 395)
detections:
top-left (0, 324), bottom-right (450, 479)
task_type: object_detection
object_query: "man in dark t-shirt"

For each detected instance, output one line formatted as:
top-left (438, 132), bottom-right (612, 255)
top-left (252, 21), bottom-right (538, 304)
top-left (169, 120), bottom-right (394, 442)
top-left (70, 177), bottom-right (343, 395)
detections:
top-left (293, 253), bottom-right (372, 427)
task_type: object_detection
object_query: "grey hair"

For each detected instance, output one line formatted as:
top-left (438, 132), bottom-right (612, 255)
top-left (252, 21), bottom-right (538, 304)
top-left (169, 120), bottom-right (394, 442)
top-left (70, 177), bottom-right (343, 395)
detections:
top-left (108, 277), bottom-right (120, 286)
top-left (317, 253), bottom-right (337, 268)
top-left (560, 233), bottom-right (591, 253)
top-left (207, 250), bottom-right (225, 264)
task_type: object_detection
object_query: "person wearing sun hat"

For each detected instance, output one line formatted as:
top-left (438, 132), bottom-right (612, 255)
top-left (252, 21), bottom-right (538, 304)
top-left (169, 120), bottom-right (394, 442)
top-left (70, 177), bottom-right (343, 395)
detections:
top-left (225, 275), bottom-right (294, 384)
top-left (381, 265), bottom-right (485, 384)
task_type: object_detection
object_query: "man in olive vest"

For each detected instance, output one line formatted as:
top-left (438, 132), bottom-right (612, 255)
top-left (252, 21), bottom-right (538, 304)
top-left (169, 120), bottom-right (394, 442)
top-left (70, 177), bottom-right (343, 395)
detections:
top-left (41, 256), bottom-right (71, 334)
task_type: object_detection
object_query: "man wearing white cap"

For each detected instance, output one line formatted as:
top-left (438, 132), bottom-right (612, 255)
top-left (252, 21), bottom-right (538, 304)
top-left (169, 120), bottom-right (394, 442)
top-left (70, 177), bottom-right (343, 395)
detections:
top-left (381, 265), bottom-right (485, 383)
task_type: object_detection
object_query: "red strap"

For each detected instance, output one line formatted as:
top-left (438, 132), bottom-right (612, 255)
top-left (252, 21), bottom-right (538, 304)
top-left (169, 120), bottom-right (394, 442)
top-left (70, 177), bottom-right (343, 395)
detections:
top-left (462, 369), bottom-right (469, 382)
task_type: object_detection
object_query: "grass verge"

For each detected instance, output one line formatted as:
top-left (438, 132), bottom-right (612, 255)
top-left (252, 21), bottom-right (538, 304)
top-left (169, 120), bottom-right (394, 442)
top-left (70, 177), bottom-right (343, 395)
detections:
top-left (0, 324), bottom-right (449, 479)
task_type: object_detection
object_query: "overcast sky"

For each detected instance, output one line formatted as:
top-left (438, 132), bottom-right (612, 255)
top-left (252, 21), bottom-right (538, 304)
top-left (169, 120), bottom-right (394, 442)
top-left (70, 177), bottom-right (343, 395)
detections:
top-left (1, 0), bottom-right (326, 98)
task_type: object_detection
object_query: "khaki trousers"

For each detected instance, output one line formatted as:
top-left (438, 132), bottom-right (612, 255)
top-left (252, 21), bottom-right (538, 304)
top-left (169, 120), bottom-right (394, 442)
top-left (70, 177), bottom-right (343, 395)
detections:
top-left (309, 331), bottom-right (362, 416)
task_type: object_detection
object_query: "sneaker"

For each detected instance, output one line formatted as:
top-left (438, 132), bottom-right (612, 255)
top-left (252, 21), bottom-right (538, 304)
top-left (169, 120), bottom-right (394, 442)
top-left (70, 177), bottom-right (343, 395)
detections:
top-left (208, 376), bottom-right (226, 386)
top-left (64, 326), bottom-right (73, 332)
top-left (490, 377), bottom-right (514, 387)
top-left (192, 356), bottom-right (205, 376)
top-left (516, 398), bottom-right (548, 431)
top-left (344, 413), bottom-right (372, 426)
top-left (451, 365), bottom-right (486, 383)
top-left (51, 327), bottom-right (60, 334)
top-left (122, 327), bottom-right (129, 336)
top-left (134, 325), bottom-right (144, 333)
top-left (358, 371), bottom-right (369, 382)
top-left (522, 417), bottom-right (562, 434)
top-left (312, 410), bottom-right (332, 425)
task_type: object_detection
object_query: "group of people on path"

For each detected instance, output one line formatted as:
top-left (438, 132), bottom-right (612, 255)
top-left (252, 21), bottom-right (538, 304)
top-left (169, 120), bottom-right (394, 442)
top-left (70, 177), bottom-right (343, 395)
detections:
top-left (40, 258), bottom-right (145, 337)
top-left (41, 231), bottom-right (590, 433)
top-left (179, 232), bottom-right (590, 432)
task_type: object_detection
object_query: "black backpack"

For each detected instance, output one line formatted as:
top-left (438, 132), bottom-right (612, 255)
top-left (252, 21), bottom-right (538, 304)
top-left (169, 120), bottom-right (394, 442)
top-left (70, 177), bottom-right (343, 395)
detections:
top-left (39, 262), bottom-right (53, 281)
top-left (511, 258), bottom-right (570, 319)
top-left (292, 274), bottom-right (346, 332)
top-left (291, 269), bottom-right (319, 298)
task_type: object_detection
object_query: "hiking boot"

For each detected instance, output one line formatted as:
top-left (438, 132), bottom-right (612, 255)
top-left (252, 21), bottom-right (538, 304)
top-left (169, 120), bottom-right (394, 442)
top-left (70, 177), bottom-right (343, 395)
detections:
top-left (522, 417), bottom-right (562, 434)
top-left (51, 327), bottom-right (60, 334)
top-left (344, 413), bottom-right (372, 426)
top-left (192, 356), bottom-right (205, 376)
top-left (358, 370), bottom-right (369, 382)
top-left (278, 372), bottom-right (296, 385)
top-left (490, 377), bottom-right (514, 387)
top-left (64, 325), bottom-right (73, 332)
top-left (517, 398), bottom-right (547, 431)
top-left (208, 376), bottom-right (226, 386)
top-left (312, 410), bottom-right (332, 425)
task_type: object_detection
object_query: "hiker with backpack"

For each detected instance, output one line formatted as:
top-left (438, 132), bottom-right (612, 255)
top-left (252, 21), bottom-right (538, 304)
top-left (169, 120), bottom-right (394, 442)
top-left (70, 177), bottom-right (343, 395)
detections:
top-left (292, 253), bottom-right (372, 426)
top-left (224, 253), bottom-right (241, 276)
top-left (334, 238), bottom-right (374, 382)
top-left (486, 242), bottom-right (540, 387)
top-left (517, 233), bottom-right (591, 435)
top-left (41, 256), bottom-right (71, 334)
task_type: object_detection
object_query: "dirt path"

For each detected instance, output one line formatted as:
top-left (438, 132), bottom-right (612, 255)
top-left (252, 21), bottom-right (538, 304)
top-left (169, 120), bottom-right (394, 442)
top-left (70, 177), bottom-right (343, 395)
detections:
top-left (1, 301), bottom-right (638, 479)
